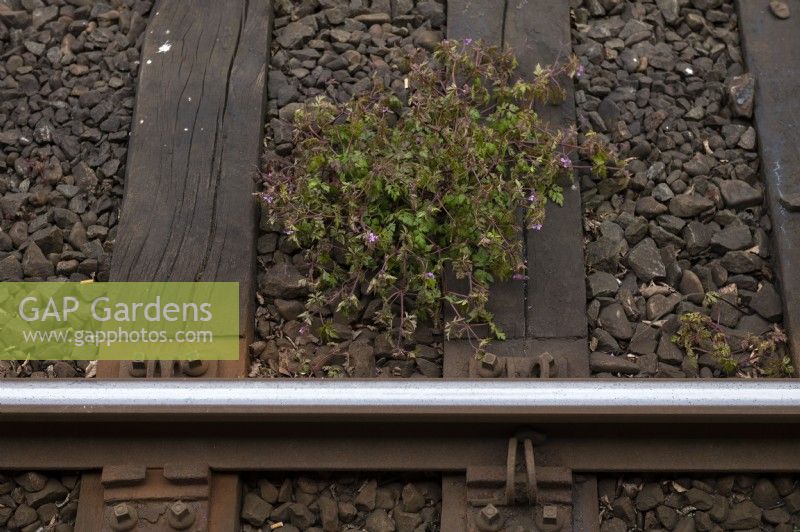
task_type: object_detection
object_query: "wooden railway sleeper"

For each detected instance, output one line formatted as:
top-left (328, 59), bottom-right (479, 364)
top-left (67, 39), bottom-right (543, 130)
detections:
top-left (466, 431), bottom-right (573, 531)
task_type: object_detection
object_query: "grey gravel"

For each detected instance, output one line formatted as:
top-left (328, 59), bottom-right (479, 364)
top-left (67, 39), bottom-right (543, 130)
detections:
top-left (600, 475), bottom-right (800, 532)
top-left (575, 0), bottom-right (787, 378)
top-left (0, 0), bottom-right (152, 379)
top-left (0, 471), bottom-right (79, 529)
top-left (240, 475), bottom-right (441, 531)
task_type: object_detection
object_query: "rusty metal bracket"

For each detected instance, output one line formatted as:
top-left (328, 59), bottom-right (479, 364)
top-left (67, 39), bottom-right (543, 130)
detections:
top-left (530, 352), bottom-right (569, 379)
top-left (124, 360), bottom-right (210, 379)
top-left (74, 464), bottom-right (240, 531)
top-left (99, 464), bottom-right (210, 531)
top-left (471, 351), bottom-right (569, 378)
top-left (96, 339), bottom-right (249, 379)
top-left (465, 431), bottom-right (573, 531)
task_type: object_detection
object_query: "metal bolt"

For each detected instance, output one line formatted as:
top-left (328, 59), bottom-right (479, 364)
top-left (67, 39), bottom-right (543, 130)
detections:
top-left (167, 500), bottom-right (196, 530)
top-left (128, 360), bottom-right (146, 378)
top-left (480, 504), bottom-right (500, 524)
top-left (476, 352), bottom-right (505, 378)
top-left (181, 359), bottom-right (209, 377)
top-left (538, 352), bottom-right (555, 378)
top-left (109, 503), bottom-right (137, 531)
top-left (171, 501), bottom-right (189, 518)
top-left (481, 353), bottom-right (498, 370)
top-left (536, 504), bottom-right (564, 531)
top-left (543, 505), bottom-right (559, 524)
top-left (475, 503), bottom-right (504, 532)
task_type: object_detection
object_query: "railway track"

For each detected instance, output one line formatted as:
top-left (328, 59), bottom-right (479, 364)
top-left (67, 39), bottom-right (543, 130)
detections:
top-left (2, 380), bottom-right (800, 530)
top-left (1, 0), bottom-right (800, 530)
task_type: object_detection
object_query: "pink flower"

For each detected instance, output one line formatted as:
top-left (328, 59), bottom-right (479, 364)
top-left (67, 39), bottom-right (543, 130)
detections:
top-left (576, 64), bottom-right (585, 78)
top-left (424, 272), bottom-right (435, 279)
top-left (559, 155), bottom-right (573, 169)
top-left (260, 192), bottom-right (274, 204)
top-left (463, 38), bottom-right (473, 45)
top-left (531, 224), bottom-right (543, 231)
top-left (528, 191), bottom-right (537, 203)
top-left (366, 232), bottom-right (379, 244)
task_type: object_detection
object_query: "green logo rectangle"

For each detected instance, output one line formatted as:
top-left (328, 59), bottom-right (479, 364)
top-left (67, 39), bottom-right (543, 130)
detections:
top-left (0, 282), bottom-right (239, 360)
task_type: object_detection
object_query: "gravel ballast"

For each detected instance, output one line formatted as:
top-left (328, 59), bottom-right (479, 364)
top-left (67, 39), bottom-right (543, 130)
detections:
top-left (599, 475), bottom-right (800, 531)
top-left (240, 474), bottom-right (441, 531)
top-left (252, 0), bottom-right (446, 379)
top-left (573, 0), bottom-right (788, 377)
top-left (0, 0), bottom-right (152, 378)
top-left (0, 471), bottom-right (79, 531)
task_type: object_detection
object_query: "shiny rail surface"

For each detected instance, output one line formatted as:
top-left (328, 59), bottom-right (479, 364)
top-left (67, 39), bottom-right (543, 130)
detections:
top-left (2, 380), bottom-right (800, 421)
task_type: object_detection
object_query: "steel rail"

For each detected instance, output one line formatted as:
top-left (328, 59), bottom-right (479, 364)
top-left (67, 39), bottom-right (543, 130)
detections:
top-left (4, 379), bottom-right (800, 472)
top-left (2, 379), bottom-right (800, 421)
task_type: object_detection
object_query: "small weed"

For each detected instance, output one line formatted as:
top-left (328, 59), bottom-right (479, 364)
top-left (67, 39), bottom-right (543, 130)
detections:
top-left (673, 311), bottom-right (789, 376)
top-left (260, 40), bottom-right (622, 356)
top-left (673, 312), bottom-right (737, 375)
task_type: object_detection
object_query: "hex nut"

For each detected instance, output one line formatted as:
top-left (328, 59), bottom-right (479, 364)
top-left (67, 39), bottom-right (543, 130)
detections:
top-left (535, 504), bottom-right (564, 531)
top-left (481, 353), bottom-right (498, 370)
top-left (181, 359), bottom-right (209, 377)
top-left (543, 505), bottom-right (559, 524)
top-left (167, 500), bottom-right (196, 529)
top-left (475, 503), bottom-right (504, 532)
top-left (481, 503), bottom-right (500, 524)
top-left (128, 360), bottom-right (147, 378)
top-left (109, 503), bottom-right (138, 531)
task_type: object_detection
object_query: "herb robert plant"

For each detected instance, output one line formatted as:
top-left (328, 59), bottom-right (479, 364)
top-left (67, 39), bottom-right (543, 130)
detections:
top-left (259, 40), bottom-right (624, 356)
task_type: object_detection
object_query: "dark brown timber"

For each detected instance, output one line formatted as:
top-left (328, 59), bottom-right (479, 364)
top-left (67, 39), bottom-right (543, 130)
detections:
top-left (78, 0), bottom-right (271, 528)
top-left (97, 0), bottom-right (272, 379)
top-left (509, 1), bottom-right (588, 365)
top-left (442, 0), bottom-right (523, 379)
top-left (737, 0), bottom-right (800, 373)
top-left (443, 0), bottom-right (588, 378)
top-left (446, 0), bottom-right (504, 45)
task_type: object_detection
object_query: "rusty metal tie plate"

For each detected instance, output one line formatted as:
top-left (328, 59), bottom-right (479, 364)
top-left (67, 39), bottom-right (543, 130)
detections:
top-left (465, 433), bottom-right (573, 531)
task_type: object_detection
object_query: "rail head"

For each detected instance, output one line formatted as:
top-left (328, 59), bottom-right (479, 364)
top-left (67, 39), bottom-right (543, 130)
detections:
top-left (1, 379), bottom-right (799, 422)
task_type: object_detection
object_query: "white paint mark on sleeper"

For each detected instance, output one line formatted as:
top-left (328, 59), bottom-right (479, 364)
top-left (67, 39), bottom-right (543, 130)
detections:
top-left (773, 160), bottom-right (784, 188)
top-left (157, 41), bottom-right (172, 54)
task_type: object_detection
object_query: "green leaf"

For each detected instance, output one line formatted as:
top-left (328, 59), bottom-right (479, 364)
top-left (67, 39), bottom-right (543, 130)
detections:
top-left (262, 39), bottom-right (627, 363)
top-left (546, 184), bottom-right (564, 206)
